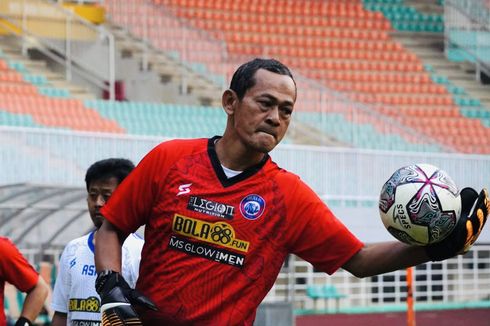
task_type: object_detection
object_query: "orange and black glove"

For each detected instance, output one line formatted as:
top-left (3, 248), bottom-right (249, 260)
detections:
top-left (95, 270), bottom-right (157, 325)
top-left (426, 187), bottom-right (490, 261)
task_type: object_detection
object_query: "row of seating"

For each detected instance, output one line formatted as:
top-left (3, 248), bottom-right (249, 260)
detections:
top-left (364, 0), bottom-right (444, 32)
top-left (85, 100), bottom-right (226, 138)
top-left (307, 70), bottom-right (432, 84)
top-left (297, 112), bottom-right (442, 152)
top-left (159, 0), bottom-right (376, 16)
top-left (351, 93), bottom-right (454, 106)
top-left (224, 32), bottom-right (404, 52)
top-left (228, 45), bottom-right (418, 62)
top-left (195, 20), bottom-right (391, 40)
top-left (181, 10), bottom-right (392, 30)
top-left (0, 58), bottom-right (70, 96)
top-left (376, 105), bottom-right (461, 118)
top-left (333, 82), bottom-right (446, 94)
top-left (177, 7), bottom-right (387, 25)
top-left (0, 94), bottom-right (123, 133)
top-left (0, 83), bottom-right (39, 95)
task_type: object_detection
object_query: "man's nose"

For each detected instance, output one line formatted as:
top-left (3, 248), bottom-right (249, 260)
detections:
top-left (95, 195), bottom-right (105, 207)
top-left (266, 107), bottom-right (280, 125)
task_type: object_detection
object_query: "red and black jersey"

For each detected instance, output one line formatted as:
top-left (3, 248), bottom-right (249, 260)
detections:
top-left (0, 237), bottom-right (39, 324)
top-left (102, 136), bottom-right (363, 325)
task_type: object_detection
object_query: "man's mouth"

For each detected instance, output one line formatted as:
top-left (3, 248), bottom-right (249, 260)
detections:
top-left (258, 129), bottom-right (276, 138)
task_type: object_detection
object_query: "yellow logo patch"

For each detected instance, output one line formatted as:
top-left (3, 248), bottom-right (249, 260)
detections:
top-left (172, 214), bottom-right (249, 252)
top-left (69, 296), bottom-right (100, 312)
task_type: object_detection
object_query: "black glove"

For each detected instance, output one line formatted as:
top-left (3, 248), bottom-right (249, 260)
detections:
top-left (95, 270), bottom-right (157, 325)
top-left (14, 317), bottom-right (32, 326)
top-left (426, 187), bottom-right (490, 261)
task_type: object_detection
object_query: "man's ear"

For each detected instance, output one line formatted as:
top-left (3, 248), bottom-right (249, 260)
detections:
top-left (222, 89), bottom-right (238, 115)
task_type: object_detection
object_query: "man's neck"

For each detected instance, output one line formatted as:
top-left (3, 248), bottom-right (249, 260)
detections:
top-left (215, 137), bottom-right (265, 171)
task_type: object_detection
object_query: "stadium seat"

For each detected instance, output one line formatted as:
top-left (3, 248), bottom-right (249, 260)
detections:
top-left (306, 284), bottom-right (347, 312)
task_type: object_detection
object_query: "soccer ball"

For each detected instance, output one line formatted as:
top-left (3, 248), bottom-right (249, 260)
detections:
top-left (379, 163), bottom-right (461, 246)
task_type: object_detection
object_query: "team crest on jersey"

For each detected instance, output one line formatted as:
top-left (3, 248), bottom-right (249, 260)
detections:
top-left (239, 194), bottom-right (265, 220)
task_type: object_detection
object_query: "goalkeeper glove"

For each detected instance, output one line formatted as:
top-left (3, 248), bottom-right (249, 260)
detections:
top-left (426, 187), bottom-right (490, 261)
top-left (14, 317), bottom-right (32, 326)
top-left (95, 270), bottom-right (157, 326)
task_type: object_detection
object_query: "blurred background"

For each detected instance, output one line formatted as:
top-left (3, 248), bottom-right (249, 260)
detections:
top-left (0, 0), bottom-right (489, 324)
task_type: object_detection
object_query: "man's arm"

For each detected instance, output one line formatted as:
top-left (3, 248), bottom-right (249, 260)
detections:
top-left (95, 219), bottom-right (126, 273)
top-left (94, 219), bottom-right (157, 323)
top-left (51, 312), bottom-right (67, 326)
top-left (344, 187), bottom-right (490, 278)
top-left (342, 241), bottom-right (429, 278)
top-left (18, 276), bottom-right (49, 324)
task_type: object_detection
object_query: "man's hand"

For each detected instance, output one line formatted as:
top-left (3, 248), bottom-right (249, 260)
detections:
top-left (426, 188), bottom-right (490, 261)
top-left (95, 270), bottom-right (157, 325)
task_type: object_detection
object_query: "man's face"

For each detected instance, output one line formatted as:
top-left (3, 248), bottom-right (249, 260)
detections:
top-left (232, 69), bottom-right (296, 153)
top-left (87, 177), bottom-right (119, 228)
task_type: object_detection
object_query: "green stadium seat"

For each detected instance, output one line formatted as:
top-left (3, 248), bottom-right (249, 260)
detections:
top-left (306, 284), bottom-right (347, 312)
top-left (38, 87), bottom-right (71, 98)
top-left (22, 74), bottom-right (47, 86)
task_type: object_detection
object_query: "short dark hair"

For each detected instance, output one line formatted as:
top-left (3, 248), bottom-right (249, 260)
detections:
top-left (229, 58), bottom-right (296, 100)
top-left (85, 158), bottom-right (135, 190)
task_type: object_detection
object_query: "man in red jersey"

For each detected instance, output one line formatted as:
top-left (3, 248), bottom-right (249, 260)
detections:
top-left (94, 58), bottom-right (489, 325)
top-left (0, 237), bottom-right (49, 326)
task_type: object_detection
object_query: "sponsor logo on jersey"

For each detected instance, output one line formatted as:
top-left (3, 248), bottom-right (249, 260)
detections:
top-left (187, 196), bottom-right (235, 219)
top-left (72, 320), bottom-right (100, 326)
top-left (177, 183), bottom-right (192, 196)
top-left (239, 194), bottom-right (266, 220)
top-left (69, 258), bottom-right (76, 269)
top-left (172, 214), bottom-right (249, 252)
top-left (81, 264), bottom-right (97, 276)
top-left (169, 235), bottom-right (245, 268)
top-left (69, 296), bottom-right (100, 313)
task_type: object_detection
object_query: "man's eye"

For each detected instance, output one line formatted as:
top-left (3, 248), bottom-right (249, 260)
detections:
top-left (281, 108), bottom-right (293, 116)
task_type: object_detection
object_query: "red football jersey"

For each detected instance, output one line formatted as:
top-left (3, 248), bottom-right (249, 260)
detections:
top-left (102, 137), bottom-right (363, 325)
top-left (0, 237), bottom-right (39, 324)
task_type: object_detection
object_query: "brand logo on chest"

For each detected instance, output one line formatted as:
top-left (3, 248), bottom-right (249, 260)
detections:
top-left (177, 183), bottom-right (192, 196)
top-left (172, 214), bottom-right (249, 252)
top-left (187, 196), bottom-right (235, 219)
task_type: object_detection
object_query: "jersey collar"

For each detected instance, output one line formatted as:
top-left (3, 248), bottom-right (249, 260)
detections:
top-left (87, 230), bottom-right (96, 254)
top-left (208, 136), bottom-right (269, 188)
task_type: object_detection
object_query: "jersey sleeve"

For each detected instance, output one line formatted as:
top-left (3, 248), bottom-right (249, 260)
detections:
top-left (50, 245), bottom-right (73, 313)
top-left (0, 238), bottom-right (38, 292)
top-left (101, 143), bottom-right (169, 234)
top-left (121, 234), bottom-right (143, 288)
top-left (286, 180), bottom-right (364, 275)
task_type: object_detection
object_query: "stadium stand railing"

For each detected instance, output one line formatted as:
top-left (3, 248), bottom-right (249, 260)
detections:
top-left (0, 0), bottom-right (118, 99)
top-left (8, 240), bottom-right (490, 318)
top-left (444, 0), bottom-right (490, 75)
